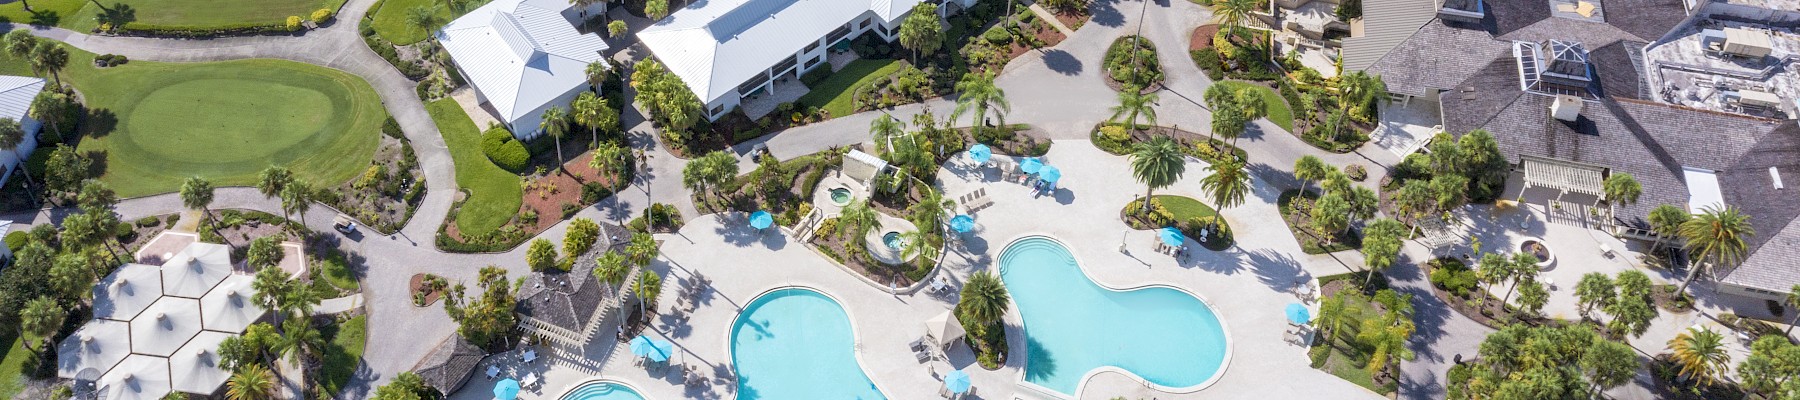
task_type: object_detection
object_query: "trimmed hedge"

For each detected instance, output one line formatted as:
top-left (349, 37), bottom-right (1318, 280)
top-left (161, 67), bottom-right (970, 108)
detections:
top-left (381, 116), bottom-right (403, 139)
top-left (480, 127), bottom-right (529, 172)
top-left (3, 231), bottom-right (25, 251)
top-left (115, 21), bottom-right (303, 37)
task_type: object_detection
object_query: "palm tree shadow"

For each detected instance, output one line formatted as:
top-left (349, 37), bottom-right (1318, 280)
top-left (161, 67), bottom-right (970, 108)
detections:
top-left (1021, 334), bottom-right (1056, 381)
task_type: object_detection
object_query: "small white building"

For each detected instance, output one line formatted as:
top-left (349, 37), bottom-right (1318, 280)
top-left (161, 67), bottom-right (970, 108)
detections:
top-left (0, 76), bottom-right (45, 187)
top-left (637, 0), bottom-right (976, 121)
top-left (438, 0), bottom-right (609, 139)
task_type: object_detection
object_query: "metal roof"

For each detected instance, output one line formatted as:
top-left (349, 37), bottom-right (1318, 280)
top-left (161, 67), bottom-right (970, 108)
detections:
top-left (438, 0), bottom-right (608, 125)
top-left (1341, 0), bottom-right (1441, 71)
top-left (0, 75), bottom-right (43, 123)
top-left (1521, 155), bottom-right (1606, 196)
top-left (56, 319), bottom-right (131, 380)
top-left (169, 331), bottom-right (232, 395)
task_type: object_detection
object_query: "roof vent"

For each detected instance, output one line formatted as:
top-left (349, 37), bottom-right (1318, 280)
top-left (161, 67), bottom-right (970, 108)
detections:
top-left (1551, 94), bottom-right (1583, 121)
top-left (1773, 167), bottom-right (1785, 189)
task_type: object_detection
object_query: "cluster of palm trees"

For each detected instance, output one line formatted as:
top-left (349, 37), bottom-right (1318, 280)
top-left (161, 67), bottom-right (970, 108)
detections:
top-left (593, 232), bottom-right (663, 317)
top-left (3, 31), bottom-right (70, 87)
top-left (539, 85), bottom-right (622, 174)
top-left (1125, 135), bottom-right (1250, 226)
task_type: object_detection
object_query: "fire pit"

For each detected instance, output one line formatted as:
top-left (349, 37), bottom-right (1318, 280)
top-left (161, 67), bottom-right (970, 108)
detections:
top-left (1520, 239), bottom-right (1555, 269)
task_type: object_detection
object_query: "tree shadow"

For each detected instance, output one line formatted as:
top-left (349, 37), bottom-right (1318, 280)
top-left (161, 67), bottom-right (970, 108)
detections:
top-left (1243, 248), bottom-right (1304, 291)
top-left (1021, 334), bottom-right (1056, 381)
top-left (96, 4), bottom-right (134, 27)
top-left (1041, 49), bottom-right (1082, 76)
top-left (81, 149), bottom-right (107, 178)
top-left (1089, 0), bottom-right (1127, 27)
top-left (81, 108), bottom-right (118, 139)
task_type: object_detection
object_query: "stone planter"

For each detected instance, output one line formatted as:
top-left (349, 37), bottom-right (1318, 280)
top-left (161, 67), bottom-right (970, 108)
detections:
top-left (1520, 240), bottom-right (1555, 270)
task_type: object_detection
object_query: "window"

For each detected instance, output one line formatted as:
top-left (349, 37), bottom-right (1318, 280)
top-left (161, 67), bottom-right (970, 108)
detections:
top-left (827, 24), bottom-right (852, 42)
top-left (710, 104), bottom-right (726, 116)
top-left (803, 55), bottom-right (823, 69)
top-left (736, 72), bottom-right (770, 95)
top-left (804, 40), bottom-right (822, 54)
top-left (858, 17), bottom-right (872, 29)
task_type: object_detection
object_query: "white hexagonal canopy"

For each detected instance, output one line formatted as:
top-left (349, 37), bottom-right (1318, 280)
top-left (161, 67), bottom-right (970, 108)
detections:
top-left (129, 297), bottom-right (203, 358)
top-left (170, 331), bottom-right (232, 395)
top-left (56, 319), bottom-right (131, 379)
top-left (93, 264), bottom-right (163, 321)
top-left (199, 274), bottom-right (264, 334)
top-left (161, 242), bottom-right (232, 298)
top-left (98, 355), bottom-right (171, 400)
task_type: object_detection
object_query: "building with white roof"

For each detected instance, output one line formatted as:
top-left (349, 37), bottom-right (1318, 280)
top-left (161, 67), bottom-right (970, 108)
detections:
top-left (437, 0), bottom-right (609, 139)
top-left (0, 76), bottom-right (44, 186)
top-left (637, 0), bottom-right (975, 121)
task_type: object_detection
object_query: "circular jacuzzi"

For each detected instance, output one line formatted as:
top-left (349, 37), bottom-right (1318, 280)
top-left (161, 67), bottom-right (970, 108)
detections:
top-left (881, 231), bottom-right (906, 250)
top-left (829, 187), bottom-right (852, 206)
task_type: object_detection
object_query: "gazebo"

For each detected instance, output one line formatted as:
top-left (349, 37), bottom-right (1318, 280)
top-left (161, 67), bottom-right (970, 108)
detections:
top-left (129, 297), bottom-right (203, 358)
top-left (98, 355), bottom-right (172, 400)
top-left (94, 264), bottom-right (163, 322)
top-left (170, 331), bottom-right (233, 395)
top-left (1519, 155), bottom-right (1607, 205)
top-left (161, 242), bottom-right (232, 298)
top-left (200, 274), bottom-right (265, 334)
top-left (56, 319), bottom-right (131, 379)
top-left (924, 311), bottom-right (966, 350)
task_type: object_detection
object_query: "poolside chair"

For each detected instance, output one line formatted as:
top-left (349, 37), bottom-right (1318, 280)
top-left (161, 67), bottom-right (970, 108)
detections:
top-left (916, 349), bottom-right (933, 363)
top-left (910, 337), bottom-right (929, 352)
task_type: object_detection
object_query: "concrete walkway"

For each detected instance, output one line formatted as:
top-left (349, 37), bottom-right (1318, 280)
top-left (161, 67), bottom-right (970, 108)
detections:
top-left (316, 293), bottom-right (366, 315)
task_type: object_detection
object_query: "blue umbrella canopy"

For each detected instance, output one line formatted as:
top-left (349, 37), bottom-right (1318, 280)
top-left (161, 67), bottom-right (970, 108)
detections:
top-left (1037, 166), bottom-right (1062, 183)
top-left (967, 144), bottom-right (992, 164)
top-left (629, 336), bottom-right (673, 362)
top-left (1286, 303), bottom-right (1311, 325)
top-left (1019, 157), bottom-right (1043, 173)
top-left (1157, 227), bottom-right (1185, 246)
top-left (494, 379), bottom-right (521, 400)
top-left (945, 370), bottom-right (972, 393)
top-left (749, 211), bottom-right (774, 230)
top-left (949, 215), bottom-right (975, 233)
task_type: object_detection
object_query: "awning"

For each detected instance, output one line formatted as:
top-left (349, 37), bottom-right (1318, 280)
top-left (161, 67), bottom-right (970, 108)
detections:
top-left (161, 242), bottom-right (232, 298)
top-left (199, 274), bottom-right (265, 334)
top-left (169, 331), bottom-right (232, 395)
top-left (130, 297), bottom-right (203, 357)
top-left (925, 311), bottom-right (965, 348)
top-left (98, 355), bottom-right (171, 400)
top-left (56, 319), bottom-right (132, 379)
top-left (1521, 155), bottom-right (1606, 197)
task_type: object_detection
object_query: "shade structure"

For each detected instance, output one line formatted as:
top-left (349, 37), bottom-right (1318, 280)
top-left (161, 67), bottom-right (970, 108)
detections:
top-left (749, 211), bottom-right (774, 230)
top-left (1037, 166), bottom-right (1062, 183)
top-left (1286, 303), bottom-right (1311, 325)
top-left (170, 331), bottom-right (232, 395)
top-left (161, 242), bottom-right (232, 298)
top-left (94, 263), bottom-right (164, 322)
top-left (629, 336), bottom-right (672, 362)
top-left (945, 370), bottom-right (972, 394)
top-left (1019, 157), bottom-right (1043, 174)
top-left (130, 297), bottom-right (203, 357)
top-left (925, 311), bottom-right (966, 348)
top-left (200, 274), bottom-right (265, 334)
top-left (99, 354), bottom-right (171, 400)
top-left (57, 319), bottom-right (131, 379)
top-left (949, 215), bottom-right (975, 233)
top-left (966, 144), bottom-right (992, 164)
top-left (1157, 227), bottom-right (1185, 246)
top-left (494, 378), bottom-right (521, 400)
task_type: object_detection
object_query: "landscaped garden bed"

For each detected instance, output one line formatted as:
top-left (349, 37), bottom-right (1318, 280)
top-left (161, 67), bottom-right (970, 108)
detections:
top-left (1121, 196), bottom-right (1234, 250)
top-left (1102, 35), bottom-right (1164, 92)
top-left (1308, 272), bottom-right (1402, 396)
top-left (1090, 123), bottom-right (1247, 165)
top-left (67, 0), bottom-right (345, 37)
top-left (318, 117), bottom-right (428, 234)
top-left (1277, 189), bottom-right (1362, 254)
top-left (442, 142), bottom-right (630, 252)
top-left (961, 124), bottom-right (1051, 157)
top-left (1214, 80), bottom-right (1293, 131)
top-left (1422, 256), bottom-right (1545, 329)
top-left (410, 273), bottom-right (448, 306)
top-left (692, 150), bottom-right (840, 225)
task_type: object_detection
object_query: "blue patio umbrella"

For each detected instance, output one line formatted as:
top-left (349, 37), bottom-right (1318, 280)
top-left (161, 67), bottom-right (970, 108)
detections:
top-left (967, 144), bottom-right (992, 164)
top-left (629, 336), bottom-right (672, 362)
top-left (494, 379), bottom-right (521, 400)
top-left (949, 215), bottom-right (975, 233)
top-left (1158, 227), bottom-right (1185, 246)
top-left (945, 370), bottom-right (972, 394)
top-left (1037, 166), bottom-right (1062, 183)
top-left (1286, 303), bottom-right (1311, 325)
top-left (749, 211), bottom-right (774, 230)
top-left (1019, 157), bottom-right (1043, 174)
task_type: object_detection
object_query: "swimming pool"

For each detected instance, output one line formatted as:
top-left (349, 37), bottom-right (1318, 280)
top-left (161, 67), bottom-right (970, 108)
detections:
top-left (560, 380), bottom-right (645, 400)
top-left (730, 288), bottom-right (885, 400)
top-left (999, 236), bottom-right (1229, 395)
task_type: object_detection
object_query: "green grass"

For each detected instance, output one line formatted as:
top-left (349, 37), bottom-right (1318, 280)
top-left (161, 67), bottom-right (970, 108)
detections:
top-left (316, 250), bottom-right (360, 292)
top-left (796, 59), bottom-right (902, 118)
top-left (0, 0), bottom-right (88, 27)
top-left (1215, 80), bottom-right (1293, 132)
top-left (317, 315), bottom-right (367, 394)
top-left (0, 41), bottom-right (385, 197)
top-left (1151, 195), bottom-right (1219, 220)
top-left (1307, 292), bottom-right (1398, 395)
top-left (427, 99), bottom-right (521, 235)
top-left (62, 0), bottom-right (346, 32)
top-left (0, 333), bottom-right (28, 399)
top-left (370, 0), bottom-right (481, 45)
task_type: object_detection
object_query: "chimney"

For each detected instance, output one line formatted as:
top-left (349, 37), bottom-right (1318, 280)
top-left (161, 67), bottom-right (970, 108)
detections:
top-left (1551, 94), bottom-right (1582, 122)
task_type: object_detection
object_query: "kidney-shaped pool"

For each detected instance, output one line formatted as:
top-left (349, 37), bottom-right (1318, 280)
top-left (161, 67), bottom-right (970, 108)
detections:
top-left (730, 288), bottom-right (885, 400)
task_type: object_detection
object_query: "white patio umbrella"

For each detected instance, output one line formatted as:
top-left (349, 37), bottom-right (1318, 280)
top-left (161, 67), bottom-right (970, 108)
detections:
top-left (170, 331), bottom-right (233, 395)
top-left (162, 242), bottom-right (232, 298)
top-left (199, 274), bottom-right (265, 334)
top-left (925, 311), bottom-right (966, 349)
top-left (130, 297), bottom-right (203, 357)
top-left (93, 264), bottom-right (163, 322)
top-left (56, 319), bottom-right (131, 379)
top-left (98, 354), bottom-right (171, 400)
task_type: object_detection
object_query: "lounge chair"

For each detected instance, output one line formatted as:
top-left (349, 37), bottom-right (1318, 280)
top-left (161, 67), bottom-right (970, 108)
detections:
top-left (916, 349), bottom-right (933, 363)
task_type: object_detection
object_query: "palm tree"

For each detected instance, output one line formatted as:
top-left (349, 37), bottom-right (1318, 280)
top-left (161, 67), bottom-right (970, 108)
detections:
top-left (626, 232), bottom-right (658, 266)
top-left (1784, 284), bottom-right (1799, 337)
top-left (1647, 204), bottom-right (1690, 251)
top-left (541, 106), bottom-right (569, 170)
top-left (1110, 88), bottom-right (1158, 130)
top-left (251, 267), bottom-right (291, 322)
top-left (633, 270), bottom-right (663, 316)
top-left (1677, 205), bottom-right (1754, 293)
top-left (181, 176), bottom-right (214, 218)
top-left (949, 72), bottom-right (1009, 137)
top-left (1128, 136), bottom-right (1184, 217)
top-left (257, 166), bottom-right (293, 198)
top-left (1666, 327), bottom-right (1731, 386)
top-left (1199, 157), bottom-right (1250, 210)
top-left (279, 319), bottom-right (324, 364)
top-left (869, 114), bottom-right (906, 157)
top-left (226, 363), bottom-right (277, 400)
top-left (28, 42), bottom-right (68, 87)
top-left (31, 91), bottom-right (69, 142)
top-left (592, 251), bottom-right (629, 286)
top-left (896, 3), bottom-right (942, 64)
top-left (280, 182), bottom-right (311, 228)
top-left (585, 61), bottom-right (609, 92)
top-left (1473, 253), bottom-right (1507, 309)
top-left (908, 186), bottom-right (952, 234)
top-left (838, 199), bottom-right (880, 240)
top-left (3, 30), bottom-right (36, 62)
top-left (957, 271), bottom-right (1009, 334)
top-left (1315, 294), bottom-right (1347, 344)
top-left (1603, 173), bottom-right (1641, 221)
top-left (0, 118), bottom-right (38, 203)
top-left (589, 140), bottom-right (629, 178)
top-left (19, 296), bottom-right (62, 351)
top-left (571, 91), bottom-right (615, 146)
top-left (404, 5), bottom-right (443, 35)
top-left (1293, 155), bottom-right (1329, 193)
top-left (1211, 0), bottom-right (1258, 37)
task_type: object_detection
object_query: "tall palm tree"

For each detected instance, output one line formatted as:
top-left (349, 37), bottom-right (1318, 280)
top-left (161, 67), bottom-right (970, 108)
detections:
top-left (1666, 327), bottom-right (1731, 386)
top-left (280, 182), bottom-right (311, 228)
top-left (181, 176), bottom-right (214, 218)
top-left (633, 270), bottom-right (662, 316)
top-left (225, 363), bottom-right (277, 400)
top-left (31, 91), bottom-right (69, 142)
top-left (585, 61), bottom-right (609, 92)
top-left (1110, 88), bottom-right (1158, 130)
top-left (957, 271), bottom-right (1009, 334)
top-left (908, 186), bottom-right (952, 234)
top-left (838, 199), bottom-right (880, 240)
top-left (1199, 157), bottom-right (1250, 210)
top-left (949, 72), bottom-right (1009, 137)
top-left (1784, 284), bottom-right (1800, 337)
top-left (626, 232), bottom-right (658, 266)
top-left (1210, 0), bottom-right (1258, 37)
top-left (19, 296), bottom-right (62, 351)
top-left (1603, 173), bottom-right (1641, 221)
top-left (257, 166), bottom-right (293, 199)
top-left (589, 140), bottom-right (629, 178)
top-left (28, 42), bottom-right (67, 87)
top-left (1677, 205), bottom-right (1754, 293)
top-left (1128, 136), bottom-right (1184, 217)
top-left (571, 91), bottom-right (615, 146)
top-left (404, 5), bottom-right (443, 35)
top-left (1293, 156), bottom-right (1329, 194)
top-left (279, 319), bottom-right (324, 364)
top-left (0, 118), bottom-right (38, 202)
top-left (542, 106), bottom-right (569, 170)
top-left (1315, 294), bottom-right (1347, 344)
top-left (3, 30), bottom-right (36, 62)
top-left (1647, 204), bottom-right (1690, 251)
top-left (592, 251), bottom-right (629, 286)
top-left (869, 114), bottom-right (906, 157)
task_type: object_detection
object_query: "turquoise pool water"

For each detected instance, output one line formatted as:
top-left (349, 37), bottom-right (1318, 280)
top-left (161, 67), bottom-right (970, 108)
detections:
top-left (999, 236), bottom-right (1229, 395)
top-left (560, 380), bottom-right (645, 400)
top-left (730, 288), bottom-right (885, 400)
top-left (881, 232), bottom-right (905, 250)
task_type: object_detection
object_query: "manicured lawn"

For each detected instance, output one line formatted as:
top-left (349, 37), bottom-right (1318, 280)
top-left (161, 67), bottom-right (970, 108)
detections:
top-left (1215, 80), bottom-right (1293, 132)
top-left (0, 0), bottom-right (88, 27)
top-left (317, 250), bottom-right (360, 292)
top-left (1151, 195), bottom-right (1219, 220)
top-left (426, 99), bottom-right (521, 235)
top-left (1308, 289), bottom-right (1398, 395)
top-left (0, 41), bottom-right (385, 197)
top-left (62, 0), bottom-right (346, 32)
top-left (317, 315), bottom-right (367, 395)
top-left (796, 59), bottom-right (902, 118)
top-left (0, 334), bottom-right (27, 399)
top-left (370, 0), bottom-right (484, 45)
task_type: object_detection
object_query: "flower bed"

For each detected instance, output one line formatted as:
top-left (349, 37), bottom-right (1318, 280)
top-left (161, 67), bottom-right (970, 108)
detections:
top-left (1103, 35), bottom-right (1164, 92)
top-left (1089, 123), bottom-right (1247, 165)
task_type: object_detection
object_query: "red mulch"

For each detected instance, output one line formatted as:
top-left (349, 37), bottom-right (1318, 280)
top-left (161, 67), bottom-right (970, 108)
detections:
top-left (409, 274), bottom-right (443, 307)
top-left (1191, 24), bottom-right (1221, 51)
top-left (446, 147), bottom-right (625, 243)
top-left (1052, 9), bottom-right (1089, 32)
top-left (1004, 22), bottom-right (1068, 59)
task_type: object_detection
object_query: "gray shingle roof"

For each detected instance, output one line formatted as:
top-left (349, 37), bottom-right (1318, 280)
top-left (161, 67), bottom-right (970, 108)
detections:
top-left (515, 222), bottom-right (629, 333)
top-left (1365, 20), bottom-right (1511, 97)
top-left (413, 336), bottom-right (485, 395)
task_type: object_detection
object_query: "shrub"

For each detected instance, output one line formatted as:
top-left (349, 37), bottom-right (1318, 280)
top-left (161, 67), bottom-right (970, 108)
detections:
top-left (286, 16), bottom-right (303, 31)
top-left (481, 128), bottom-right (530, 172)
top-left (165, 213), bottom-right (180, 226)
top-left (1345, 164), bottom-right (1367, 181)
top-left (381, 116), bottom-right (403, 139)
top-left (982, 25), bottom-right (1012, 45)
top-left (311, 8), bottom-right (335, 23)
top-left (526, 238), bottom-right (559, 271)
top-left (93, 54), bottom-right (129, 67)
top-left (1090, 124), bottom-right (1132, 154)
top-left (1428, 258), bottom-right (1478, 297)
top-left (1190, 49), bottom-right (1224, 81)
top-left (354, 165), bottom-right (385, 189)
top-left (134, 216), bottom-right (160, 227)
top-left (563, 218), bottom-right (600, 256)
top-left (607, 21), bottom-right (628, 38)
top-left (3, 231), bottom-right (26, 250)
top-left (1104, 36), bottom-right (1163, 88)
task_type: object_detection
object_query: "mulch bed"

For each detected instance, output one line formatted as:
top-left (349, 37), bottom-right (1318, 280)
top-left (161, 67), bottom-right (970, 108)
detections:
top-left (1276, 189), bottom-right (1362, 254)
top-left (1421, 257), bottom-right (1544, 330)
top-left (1050, 9), bottom-right (1090, 32)
top-left (1652, 284), bottom-right (1696, 313)
top-left (446, 146), bottom-right (626, 244)
top-left (1648, 355), bottom-right (1749, 399)
top-left (810, 228), bottom-right (923, 287)
top-left (1191, 24), bottom-right (1221, 51)
top-left (409, 273), bottom-right (444, 307)
top-left (1003, 21), bottom-right (1068, 60)
top-left (323, 134), bottom-right (424, 234)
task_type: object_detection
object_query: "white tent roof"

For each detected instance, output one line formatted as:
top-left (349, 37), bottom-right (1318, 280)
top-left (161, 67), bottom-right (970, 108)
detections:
top-left (94, 264), bottom-right (164, 322)
top-left (98, 355), bottom-right (171, 400)
top-left (1684, 167), bottom-right (1726, 212)
top-left (438, 0), bottom-right (608, 125)
top-left (161, 242), bottom-right (232, 298)
top-left (56, 319), bottom-right (131, 379)
top-left (169, 331), bottom-right (233, 395)
top-left (199, 274), bottom-right (265, 334)
top-left (637, 0), bottom-right (934, 103)
top-left (924, 310), bottom-right (964, 348)
top-left (129, 297), bottom-right (203, 357)
top-left (0, 75), bottom-right (45, 123)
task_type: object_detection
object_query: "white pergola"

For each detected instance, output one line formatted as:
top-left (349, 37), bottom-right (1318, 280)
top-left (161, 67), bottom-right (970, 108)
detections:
top-left (170, 331), bottom-right (233, 395)
top-left (94, 264), bottom-right (163, 322)
top-left (200, 274), bottom-right (265, 334)
top-left (56, 319), bottom-right (131, 379)
top-left (98, 354), bottom-right (171, 400)
top-left (1520, 155), bottom-right (1608, 205)
top-left (129, 297), bottom-right (203, 358)
top-left (161, 242), bottom-right (232, 298)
